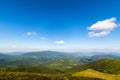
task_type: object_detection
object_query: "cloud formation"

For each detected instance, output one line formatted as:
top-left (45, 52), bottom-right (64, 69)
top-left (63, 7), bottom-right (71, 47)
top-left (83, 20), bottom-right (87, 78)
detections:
top-left (41, 37), bottom-right (46, 40)
top-left (9, 45), bottom-right (17, 48)
top-left (55, 40), bottom-right (65, 45)
top-left (26, 32), bottom-right (37, 36)
top-left (87, 17), bottom-right (119, 37)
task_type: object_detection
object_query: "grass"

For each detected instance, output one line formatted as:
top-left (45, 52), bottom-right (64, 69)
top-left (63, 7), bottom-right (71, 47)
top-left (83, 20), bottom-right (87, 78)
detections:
top-left (72, 69), bottom-right (120, 80)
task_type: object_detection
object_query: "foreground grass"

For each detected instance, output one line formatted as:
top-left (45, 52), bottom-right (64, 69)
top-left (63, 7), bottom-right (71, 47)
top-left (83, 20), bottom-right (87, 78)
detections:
top-left (72, 69), bottom-right (120, 80)
top-left (0, 72), bottom-right (65, 80)
top-left (0, 70), bottom-right (106, 80)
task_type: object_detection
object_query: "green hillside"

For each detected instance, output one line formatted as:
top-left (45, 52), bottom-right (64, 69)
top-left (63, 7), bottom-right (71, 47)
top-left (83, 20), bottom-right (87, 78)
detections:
top-left (72, 69), bottom-right (120, 80)
top-left (85, 59), bottom-right (120, 74)
top-left (0, 51), bottom-right (120, 80)
top-left (0, 66), bottom-right (64, 74)
top-left (1, 69), bottom-right (120, 80)
top-left (69, 58), bottom-right (120, 74)
top-left (1, 59), bottom-right (120, 80)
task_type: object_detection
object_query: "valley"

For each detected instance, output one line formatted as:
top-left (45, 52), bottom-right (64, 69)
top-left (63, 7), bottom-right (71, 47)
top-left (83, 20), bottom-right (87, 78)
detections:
top-left (0, 51), bottom-right (120, 80)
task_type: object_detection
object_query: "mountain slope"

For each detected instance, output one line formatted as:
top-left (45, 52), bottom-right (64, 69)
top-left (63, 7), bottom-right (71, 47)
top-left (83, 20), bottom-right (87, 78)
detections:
top-left (68, 58), bottom-right (120, 74)
top-left (0, 53), bottom-right (11, 58)
top-left (0, 66), bottom-right (64, 74)
top-left (22, 51), bottom-right (70, 57)
top-left (85, 59), bottom-right (120, 74)
top-left (1, 69), bottom-right (120, 80)
top-left (72, 69), bottom-right (120, 80)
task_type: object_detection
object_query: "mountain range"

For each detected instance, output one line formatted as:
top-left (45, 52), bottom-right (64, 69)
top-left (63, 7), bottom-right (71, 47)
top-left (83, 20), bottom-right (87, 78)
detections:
top-left (0, 51), bottom-right (120, 80)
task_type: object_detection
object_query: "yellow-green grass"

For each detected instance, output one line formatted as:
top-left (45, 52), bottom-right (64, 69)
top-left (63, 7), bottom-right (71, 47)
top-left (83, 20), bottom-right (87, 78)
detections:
top-left (72, 69), bottom-right (120, 80)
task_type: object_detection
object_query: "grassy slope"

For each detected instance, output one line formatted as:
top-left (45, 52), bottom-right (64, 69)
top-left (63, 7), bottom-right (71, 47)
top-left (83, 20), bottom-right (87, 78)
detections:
top-left (1, 57), bottom-right (120, 80)
top-left (0, 72), bottom-right (66, 80)
top-left (0, 69), bottom-right (120, 80)
top-left (68, 59), bottom-right (120, 74)
top-left (72, 69), bottom-right (120, 80)
top-left (85, 59), bottom-right (120, 74)
top-left (0, 71), bottom-right (104, 80)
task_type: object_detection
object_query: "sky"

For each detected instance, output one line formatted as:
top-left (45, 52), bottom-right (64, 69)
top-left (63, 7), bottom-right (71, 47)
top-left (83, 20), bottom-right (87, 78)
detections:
top-left (0, 0), bottom-right (120, 52)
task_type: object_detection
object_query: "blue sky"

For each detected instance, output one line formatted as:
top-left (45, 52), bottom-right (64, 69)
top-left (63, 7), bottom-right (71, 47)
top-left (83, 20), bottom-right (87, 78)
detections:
top-left (0, 0), bottom-right (120, 52)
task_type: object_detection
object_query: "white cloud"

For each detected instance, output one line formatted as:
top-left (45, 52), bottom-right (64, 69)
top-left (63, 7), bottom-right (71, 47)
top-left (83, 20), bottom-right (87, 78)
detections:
top-left (8, 45), bottom-right (17, 48)
top-left (26, 32), bottom-right (37, 36)
top-left (55, 40), bottom-right (65, 45)
top-left (87, 17), bottom-right (119, 37)
top-left (41, 37), bottom-right (46, 40)
top-left (88, 31), bottom-right (110, 37)
top-left (11, 45), bottom-right (17, 48)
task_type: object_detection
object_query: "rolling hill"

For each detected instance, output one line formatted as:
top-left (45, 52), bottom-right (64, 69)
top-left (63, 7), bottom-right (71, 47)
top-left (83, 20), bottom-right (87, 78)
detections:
top-left (0, 53), bottom-right (11, 59)
top-left (66, 58), bottom-right (120, 77)
top-left (72, 69), bottom-right (120, 80)
top-left (1, 51), bottom-right (120, 80)
top-left (0, 69), bottom-right (120, 80)
top-left (85, 59), bottom-right (120, 74)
